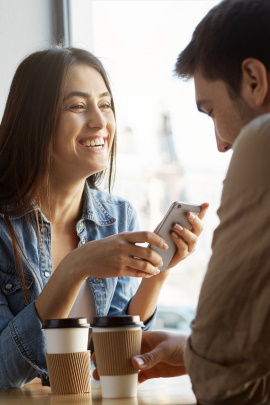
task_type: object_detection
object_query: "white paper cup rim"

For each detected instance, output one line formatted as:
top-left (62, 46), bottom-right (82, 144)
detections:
top-left (42, 317), bottom-right (90, 329)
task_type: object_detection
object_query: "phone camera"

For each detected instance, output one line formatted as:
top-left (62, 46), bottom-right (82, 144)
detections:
top-left (177, 204), bottom-right (182, 209)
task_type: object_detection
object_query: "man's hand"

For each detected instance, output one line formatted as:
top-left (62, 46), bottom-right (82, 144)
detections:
top-left (131, 331), bottom-right (188, 383)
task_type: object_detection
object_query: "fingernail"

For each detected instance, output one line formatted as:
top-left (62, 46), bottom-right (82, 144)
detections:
top-left (188, 212), bottom-right (196, 220)
top-left (135, 357), bottom-right (145, 367)
top-left (163, 242), bottom-right (169, 249)
top-left (174, 224), bottom-right (183, 231)
top-left (155, 269), bottom-right (160, 275)
top-left (171, 231), bottom-right (179, 239)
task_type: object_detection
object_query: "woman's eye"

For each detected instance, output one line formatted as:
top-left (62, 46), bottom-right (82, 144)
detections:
top-left (100, 103), bottom-right (112, 110)
top-left (69, 104), bottom-right (85, 110)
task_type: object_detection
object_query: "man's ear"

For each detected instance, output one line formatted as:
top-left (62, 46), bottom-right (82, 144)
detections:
top-left (241, 59), bottom-right (268, 107)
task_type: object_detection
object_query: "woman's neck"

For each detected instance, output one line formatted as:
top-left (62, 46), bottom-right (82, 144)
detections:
top-left (40, 180), bottom-right (85, 228)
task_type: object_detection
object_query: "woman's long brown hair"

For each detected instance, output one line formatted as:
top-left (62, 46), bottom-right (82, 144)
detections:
top-left (0, 46), bottom-right (117, 305)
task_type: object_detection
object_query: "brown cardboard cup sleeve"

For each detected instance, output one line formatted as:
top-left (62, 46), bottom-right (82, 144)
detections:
top-left (93, 330), bottom-right (142, 376)
top-left (46, 350), bottom-right (91, 394)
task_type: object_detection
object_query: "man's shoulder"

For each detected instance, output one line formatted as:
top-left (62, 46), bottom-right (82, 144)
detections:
top-left (234, 113), bottom-right (270, 150)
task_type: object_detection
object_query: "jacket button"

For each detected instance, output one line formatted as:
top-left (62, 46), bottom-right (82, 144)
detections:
top-left (5, 283), bottom-right (13, 290)
top-left (40, 227), bottom-right (47, 234)
top-left (44, 271), bottom-right (51, 278)
top-left (81, 237), bottom-right (86, 244)
top-left (93, 278), bottom-right (99, 283)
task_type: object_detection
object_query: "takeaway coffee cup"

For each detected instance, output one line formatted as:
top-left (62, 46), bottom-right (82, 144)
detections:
top-left (91, 315), bottom-right (143, 398)
top-left (43, 317), bottom-right (91, 395)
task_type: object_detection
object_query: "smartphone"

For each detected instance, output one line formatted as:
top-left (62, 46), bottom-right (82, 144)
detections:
top-left (148, 201), bottom-right (201, 271)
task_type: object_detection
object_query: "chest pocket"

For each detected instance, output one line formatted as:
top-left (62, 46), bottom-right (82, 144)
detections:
top-left (0, 267), bottom-right (34, 313)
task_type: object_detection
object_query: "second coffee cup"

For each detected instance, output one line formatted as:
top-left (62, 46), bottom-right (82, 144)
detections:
top-left (91, 315), bottom-right (143, 398)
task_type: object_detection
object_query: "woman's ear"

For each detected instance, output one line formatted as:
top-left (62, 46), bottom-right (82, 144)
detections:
top-left (241, 58), bottom-right (268, 107)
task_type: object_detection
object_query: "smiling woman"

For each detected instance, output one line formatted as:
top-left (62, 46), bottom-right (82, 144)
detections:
top-left (52, 64), bottom-right (115, 191)
top-left (0, 46), bottom-right (207, 388)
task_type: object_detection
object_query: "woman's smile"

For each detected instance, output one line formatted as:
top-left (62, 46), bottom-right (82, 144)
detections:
top-left (78, 136), bottom-right (106, 151)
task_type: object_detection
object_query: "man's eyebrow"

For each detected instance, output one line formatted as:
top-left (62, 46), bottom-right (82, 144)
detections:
top-left (196, 99), bottom-right (211, 113)
top-left (64, 91), bottom-right (111, 101)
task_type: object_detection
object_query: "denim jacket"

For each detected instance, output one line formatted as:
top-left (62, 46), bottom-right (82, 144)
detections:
top-left (0, 184), bottom-right (156, 388)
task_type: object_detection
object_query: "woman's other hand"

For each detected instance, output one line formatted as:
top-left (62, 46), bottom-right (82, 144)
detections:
top-left (167, 202), bottom-right (209, 269)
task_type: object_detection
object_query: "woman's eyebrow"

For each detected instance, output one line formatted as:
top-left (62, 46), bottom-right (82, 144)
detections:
top-left (64, 91), bottom-right (111, 101)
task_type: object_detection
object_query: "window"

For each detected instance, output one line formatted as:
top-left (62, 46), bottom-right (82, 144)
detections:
top-left (69, 0), bottom-right (232, 331)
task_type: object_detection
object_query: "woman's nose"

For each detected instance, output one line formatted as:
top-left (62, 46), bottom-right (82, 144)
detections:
top-left (87, 107), bottom-right (106, 129)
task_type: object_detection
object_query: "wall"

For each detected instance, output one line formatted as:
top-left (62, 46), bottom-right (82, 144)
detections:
top-left (0, 0), bottom-right (54, 119)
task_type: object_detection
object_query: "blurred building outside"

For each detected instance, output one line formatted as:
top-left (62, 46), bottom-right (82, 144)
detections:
top-left (82, 0), bottom-right (231, 332)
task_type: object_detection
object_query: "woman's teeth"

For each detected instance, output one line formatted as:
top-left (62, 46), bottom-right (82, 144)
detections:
top-left (81, 138), bottom-right (105, 148)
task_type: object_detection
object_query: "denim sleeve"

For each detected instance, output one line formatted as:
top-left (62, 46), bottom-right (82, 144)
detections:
top-left (0, 296), bottom-right (47, 388)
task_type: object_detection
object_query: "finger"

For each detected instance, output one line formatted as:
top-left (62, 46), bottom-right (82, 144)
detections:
top-left (198, 202), bottom-right (209, 220)
top-left (124, 231), bottom-right (168, 250)
top-left (185, 210), bottom-right (205, 237)
top-left (132, 245), bottom-right (164, 267)
top-left (177, 203), bottom-right (209, 236)
top-left (171, 228), bottom-right (197, 253)
top-left (127, 258), bottom-right (161, 277)
top-left (92, 368), bottom-right (100, 381)
top-left (132, 346), bottom-right (166, 371)
top-left (138, 371), bottom-right (151, 384)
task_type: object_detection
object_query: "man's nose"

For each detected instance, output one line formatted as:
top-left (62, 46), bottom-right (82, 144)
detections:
top-left (215, 132), bottom-right (231, 153)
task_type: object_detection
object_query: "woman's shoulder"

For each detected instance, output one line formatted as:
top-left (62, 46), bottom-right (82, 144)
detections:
top-left (86, 187), bottom-right (133, 207)
top-left (83, 186), bottom-right (138, 227)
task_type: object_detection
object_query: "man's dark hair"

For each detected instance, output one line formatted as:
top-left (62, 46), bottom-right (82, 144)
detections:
top-left (175, 0), bottom-right (270, 94)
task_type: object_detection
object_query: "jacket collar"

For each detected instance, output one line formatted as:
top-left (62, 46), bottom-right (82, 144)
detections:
top-left (1, 183), bottom-right (116, 226)
top-left (81, 183), bottom-right (116, 226)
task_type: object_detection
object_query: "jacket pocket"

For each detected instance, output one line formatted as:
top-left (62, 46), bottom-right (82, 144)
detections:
top-left (0, 266), bottom-right (34, 312)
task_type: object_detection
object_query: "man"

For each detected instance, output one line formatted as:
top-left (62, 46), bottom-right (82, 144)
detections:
top-left (131, 0), bottom-right (270, 404)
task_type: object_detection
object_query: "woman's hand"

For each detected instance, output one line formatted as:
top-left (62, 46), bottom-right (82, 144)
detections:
top-left (36, 231), bottom-right (168, 324)
top-left (167, 202), bottom-right (209, 269)
top-left (65, 231), bottom-right (169, 280)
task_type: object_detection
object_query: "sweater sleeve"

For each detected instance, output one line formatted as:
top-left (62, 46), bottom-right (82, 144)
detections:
top-left (185, 114), bottom-right (270, 404)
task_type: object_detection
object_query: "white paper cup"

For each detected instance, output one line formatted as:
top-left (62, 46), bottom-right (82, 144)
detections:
top-left (43, 317), bottom-right (90, 354)
top-left (43, 318), bottom-right (91, 394)
top-left (91, 316), bottom-right (143, 399)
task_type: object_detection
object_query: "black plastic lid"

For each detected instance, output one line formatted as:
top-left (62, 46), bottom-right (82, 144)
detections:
top-left (90, 315), bottom-right (144, 328)
top-left (42, 317), bottom-right (90, 329)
